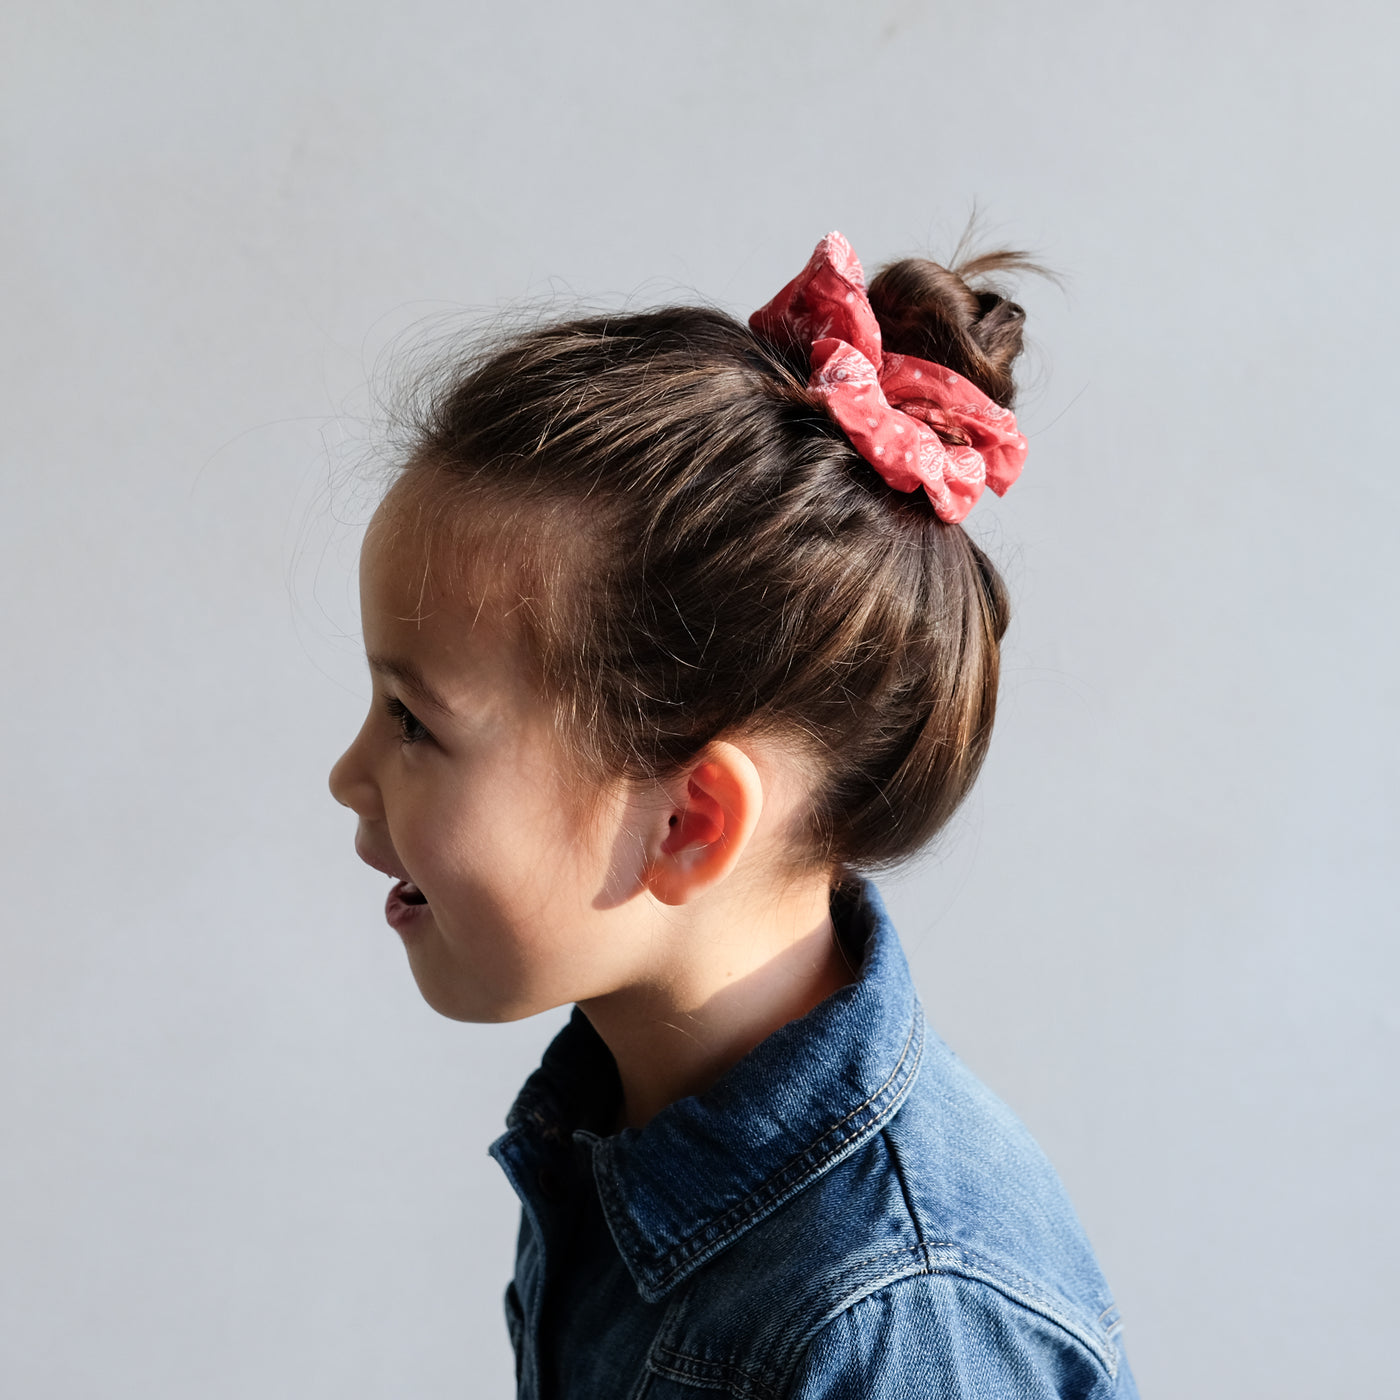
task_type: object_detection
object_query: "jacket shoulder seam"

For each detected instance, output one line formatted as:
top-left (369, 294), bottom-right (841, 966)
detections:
top-left (791, 1245), bottom-right (1121, 1384)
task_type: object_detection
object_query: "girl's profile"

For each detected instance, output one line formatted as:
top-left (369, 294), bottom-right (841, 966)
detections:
top-left (329, 232), bottom-right (1137, 1397)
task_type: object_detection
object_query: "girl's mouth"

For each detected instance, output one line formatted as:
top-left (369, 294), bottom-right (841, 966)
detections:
top-left (385, 879), bottom-right (431, 936)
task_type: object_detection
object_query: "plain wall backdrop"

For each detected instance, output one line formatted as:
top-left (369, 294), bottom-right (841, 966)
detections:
top-left (3, 1), bottom-right (1397, 1395)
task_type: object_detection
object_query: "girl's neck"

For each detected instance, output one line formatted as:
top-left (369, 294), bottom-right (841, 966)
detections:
top-left (578, 874), bottom-right (854, 1130)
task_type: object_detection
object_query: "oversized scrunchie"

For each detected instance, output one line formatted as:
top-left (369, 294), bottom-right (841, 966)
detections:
top-left (749, 232), bottom-right (1027, 524)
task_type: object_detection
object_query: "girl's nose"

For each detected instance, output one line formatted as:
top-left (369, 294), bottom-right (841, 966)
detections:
top-left (328, 723), bottom-right (380, 818)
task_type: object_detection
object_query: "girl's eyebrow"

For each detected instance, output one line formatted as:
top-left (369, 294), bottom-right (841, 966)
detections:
top-left (366, 655), bottom-right (453, 715)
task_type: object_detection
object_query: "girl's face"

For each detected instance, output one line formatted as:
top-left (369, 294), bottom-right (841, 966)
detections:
top-left (328, 508), bottom-right (661, 1022)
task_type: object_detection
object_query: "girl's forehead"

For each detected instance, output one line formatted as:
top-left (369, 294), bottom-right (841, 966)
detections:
top-left (362, 497), bottom-right (502, 623)
top-left (360, 513), bottom-right (444, 619)
top-left (359, 501), bottom-right (537, 691)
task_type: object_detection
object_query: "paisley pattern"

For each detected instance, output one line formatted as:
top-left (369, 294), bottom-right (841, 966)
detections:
top-left (750, 232), bottom-right (1028, 524)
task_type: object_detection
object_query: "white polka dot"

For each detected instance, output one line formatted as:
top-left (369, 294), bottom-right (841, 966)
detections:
top-left (912, 368), bottom-right (922, 379)
top-left (867, 417), bottom-right (877, 427)
top-left (874, 445), bottom-right (885, 456)
top-left (845, 292), bottom-right (855, 302)
top-left (905, 452), bottom-right (913, 463)
top-left (894, 423), bottom-right (904, 433)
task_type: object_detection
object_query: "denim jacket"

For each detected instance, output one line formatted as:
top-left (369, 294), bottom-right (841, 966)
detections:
top-left (490, 882), bottom-right (1138, 1398)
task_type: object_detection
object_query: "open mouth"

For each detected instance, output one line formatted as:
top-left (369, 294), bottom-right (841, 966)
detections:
top-left (385, 878), bottom-right (430, 934)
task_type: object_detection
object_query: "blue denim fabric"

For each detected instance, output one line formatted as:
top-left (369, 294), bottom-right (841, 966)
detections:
top-left (490, 881), bottom-right (1138, 1398)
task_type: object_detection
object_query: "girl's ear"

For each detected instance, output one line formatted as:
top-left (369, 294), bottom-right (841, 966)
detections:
top-left (643, 742), bottom-right (764, 906)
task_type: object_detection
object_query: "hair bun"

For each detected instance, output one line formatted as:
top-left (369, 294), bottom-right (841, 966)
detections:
top-left (866, 250), bottom-right (1042, 409)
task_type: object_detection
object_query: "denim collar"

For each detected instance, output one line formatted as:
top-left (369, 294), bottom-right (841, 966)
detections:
top-left (491, 879), bottom-right (925, 1303)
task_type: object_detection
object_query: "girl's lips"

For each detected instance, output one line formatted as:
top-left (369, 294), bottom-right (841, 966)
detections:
top-left (385, 880), bottom-right (431, 936)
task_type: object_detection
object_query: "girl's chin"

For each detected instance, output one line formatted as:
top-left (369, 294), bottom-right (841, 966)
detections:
top-left (403, 956), bottom-right (551, 1026)
top-left (413, 980), bottom-right (532, 1025)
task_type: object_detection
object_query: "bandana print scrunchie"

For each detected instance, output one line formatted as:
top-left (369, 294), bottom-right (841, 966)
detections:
top-left (750, 232), bottom-right (1028, 524)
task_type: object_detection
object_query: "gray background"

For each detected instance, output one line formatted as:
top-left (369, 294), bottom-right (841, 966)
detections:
top-left (3, 1), bottom-right (1396, 1395)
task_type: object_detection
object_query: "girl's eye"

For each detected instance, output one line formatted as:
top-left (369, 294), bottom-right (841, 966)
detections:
top-left (384, 695), bottom-right (431, 746)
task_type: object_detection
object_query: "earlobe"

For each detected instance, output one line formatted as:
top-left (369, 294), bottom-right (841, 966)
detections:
top-left (644, 747), bottom-right (764, 906)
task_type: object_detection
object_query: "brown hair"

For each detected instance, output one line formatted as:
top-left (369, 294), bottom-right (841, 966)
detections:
top-left (385, 247), bottom-right (1038, 874)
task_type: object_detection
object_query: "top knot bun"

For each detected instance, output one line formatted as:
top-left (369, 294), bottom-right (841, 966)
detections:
top-left (867, 251), bottom-right (1042, 410)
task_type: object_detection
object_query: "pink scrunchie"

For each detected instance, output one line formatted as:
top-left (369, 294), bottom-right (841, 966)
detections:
top-left (750, 232), bottom-right (1027, 524)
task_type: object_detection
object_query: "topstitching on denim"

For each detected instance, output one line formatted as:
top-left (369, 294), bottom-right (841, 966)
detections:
top-left (598, 1008), bottom-right (925, 1297)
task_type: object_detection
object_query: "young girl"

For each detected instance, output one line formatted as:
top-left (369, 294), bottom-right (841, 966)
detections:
top-left (329, 233), bottom-right (1138, 1398)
